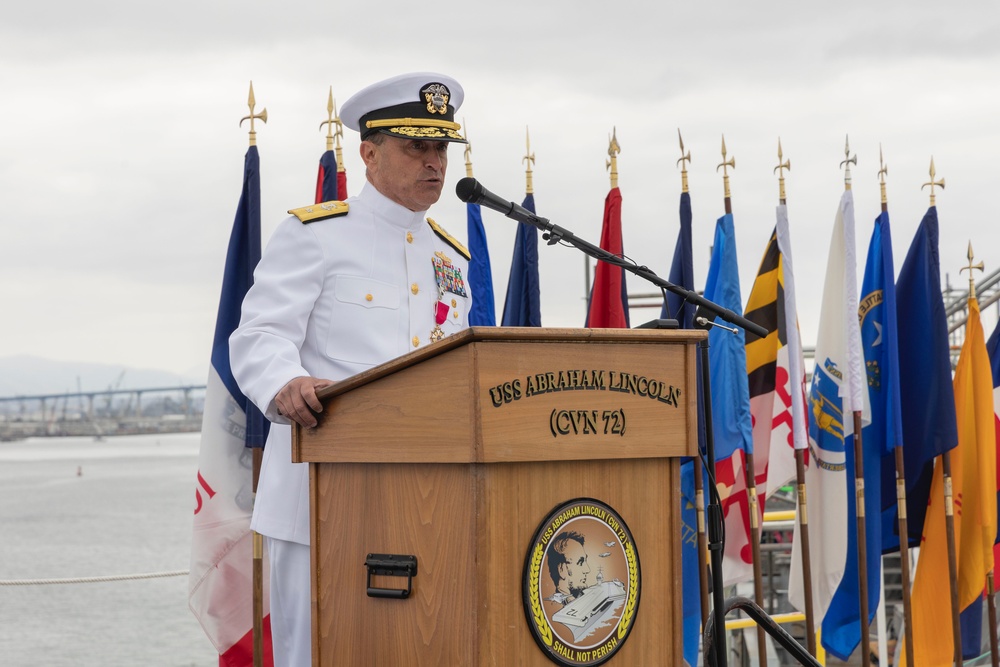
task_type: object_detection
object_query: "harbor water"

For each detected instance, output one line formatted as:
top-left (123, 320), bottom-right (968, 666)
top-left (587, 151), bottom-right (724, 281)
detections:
top-left (0, 433), bottom-right (217, 666)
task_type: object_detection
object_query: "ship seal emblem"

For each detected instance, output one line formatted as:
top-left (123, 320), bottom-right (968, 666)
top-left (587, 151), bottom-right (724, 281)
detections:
top-left (522, 498), bottom-right (641, 666)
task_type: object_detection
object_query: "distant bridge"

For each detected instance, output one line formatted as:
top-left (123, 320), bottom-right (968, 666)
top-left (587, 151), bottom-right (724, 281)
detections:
top-left (0, 385), bottom-right (207, 440)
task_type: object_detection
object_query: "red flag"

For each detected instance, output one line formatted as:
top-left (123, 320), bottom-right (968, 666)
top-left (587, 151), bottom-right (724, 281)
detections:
top-left (337, 170), bottom-right (348, 200)
top-left (585, 187), bottom-right (629, 328)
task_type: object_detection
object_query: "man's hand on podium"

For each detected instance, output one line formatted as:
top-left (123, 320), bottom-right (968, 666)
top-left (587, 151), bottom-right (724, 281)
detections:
top-left (276, 376), bottom-right (333, 428)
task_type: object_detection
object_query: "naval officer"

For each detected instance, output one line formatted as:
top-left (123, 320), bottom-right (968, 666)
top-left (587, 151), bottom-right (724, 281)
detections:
top-left (230, 72), bottom-right (472, 666)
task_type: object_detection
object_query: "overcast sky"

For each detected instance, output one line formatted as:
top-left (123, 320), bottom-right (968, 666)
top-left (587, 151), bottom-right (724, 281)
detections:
top-left (2, 1), bottom-right (999, 383)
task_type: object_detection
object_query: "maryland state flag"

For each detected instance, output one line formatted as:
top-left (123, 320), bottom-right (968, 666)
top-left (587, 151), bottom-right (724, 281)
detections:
top-left (744, 204), bottom-right (808, 503)
top-left (585, 186), bottom-right (629, 328)
top-left (906, 296), bottom-right (997, 665)
top-left (501, 193), bottom-right (541, 327)
top-left (189, 145), bottom-right (273, 667)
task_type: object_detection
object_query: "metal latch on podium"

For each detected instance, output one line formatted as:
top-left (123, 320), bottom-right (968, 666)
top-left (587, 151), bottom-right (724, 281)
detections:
top-left (365, 553), bottom-right (417, 599)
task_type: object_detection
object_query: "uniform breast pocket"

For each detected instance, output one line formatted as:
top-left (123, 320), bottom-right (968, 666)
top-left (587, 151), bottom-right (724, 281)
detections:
top-left (442, 295), bottom-right (468, 332)
top-left (325, 276), bottom-right (401, 366)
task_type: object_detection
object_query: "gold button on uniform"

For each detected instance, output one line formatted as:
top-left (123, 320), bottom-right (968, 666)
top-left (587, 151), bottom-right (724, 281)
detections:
top-left (406, 232), bottom-right (413, 243)
top-left (453, 311), bottom-right (458, 318)
top-left (451, 299), bottom-right (457, 307)
top-left (412, 336), bottom-right (420, 348)
top-left (411, 283), bottom-right (419, 295)
top-left (365, 294), bottom-right (373, 302)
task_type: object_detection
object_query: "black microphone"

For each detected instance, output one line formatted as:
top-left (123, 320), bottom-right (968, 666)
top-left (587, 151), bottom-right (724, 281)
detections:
top-left (455, 177), bottom-right (544, 225)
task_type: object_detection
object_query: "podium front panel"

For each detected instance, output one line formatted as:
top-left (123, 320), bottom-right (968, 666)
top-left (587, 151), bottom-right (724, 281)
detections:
top-left (310, 457), bottom-right (683, 666)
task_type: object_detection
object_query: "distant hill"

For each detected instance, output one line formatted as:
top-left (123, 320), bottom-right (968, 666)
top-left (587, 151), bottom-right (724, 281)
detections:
top-left (0, 355), bottom-right (206, 397)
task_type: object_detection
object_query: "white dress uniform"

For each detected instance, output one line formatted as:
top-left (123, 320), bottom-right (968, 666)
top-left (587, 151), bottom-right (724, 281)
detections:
top-left (231, 180), bottom-right (471, 544)
top-left (230, 69), bottom-right (471, 667)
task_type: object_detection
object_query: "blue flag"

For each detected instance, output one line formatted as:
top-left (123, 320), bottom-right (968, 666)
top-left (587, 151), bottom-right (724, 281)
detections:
top-left (823, 210), bottom-right (902, 659)
top-left (466, 202), bottom-right (496, 326)
top-left (662, 192), bottom-right (696, 328)
top-left (501, 194), bottom-right (541, 326)
top-left (680, 459), bottom-right (701, 666)
top-left (885, 206), bottom-right (957, 550)
top-left (703, 214), bottom-right (752, 462)
top-left (315, 149), bottom-right (339, 204)
top-left (671, 192), bottom-right (704, 665)
top-left (211, 145), bottom-right (269, 448)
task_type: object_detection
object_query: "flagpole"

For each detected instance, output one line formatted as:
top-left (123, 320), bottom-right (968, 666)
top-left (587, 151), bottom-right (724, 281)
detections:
top-left (879, 148), bottom-right (916, 667)
top-left (464, 118), bottom-right (474, 179)
top-left (988, 572), bottom-right (999, 667)
top-left (841, 138), bottom-right (873, 667)
top-left (718, 135), bottom-right (735, 216)
top-left (239, 81), bottom-right (267, 667)
top-left (319, 87), bottom-right (345, 173)
top-left (773, 138), bottom-right (817, 656)
top-left (922, 158), bottom-right (963, 666)
top-left (775, 141), bottom-right (818, 657)
top-left (941, 449), bottom-right (963, 666)
top-left (717, 134), bottom-right (767, 667)
top-left (678, 132), bottom-right (711, 630)
top-left (961, 244), bottom-right (998, 667)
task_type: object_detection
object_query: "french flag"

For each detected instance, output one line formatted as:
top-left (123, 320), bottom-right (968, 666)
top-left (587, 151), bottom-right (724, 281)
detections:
top-left (189, 144), bottom-right (273, 666)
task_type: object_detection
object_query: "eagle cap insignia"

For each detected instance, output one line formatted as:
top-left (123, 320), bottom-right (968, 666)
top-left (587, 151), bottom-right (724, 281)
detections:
top-left (422, 83), bottom-right (450, 115)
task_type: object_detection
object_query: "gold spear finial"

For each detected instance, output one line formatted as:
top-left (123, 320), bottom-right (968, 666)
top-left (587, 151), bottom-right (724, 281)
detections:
top-left (774, 138), bottom-right (791, 204)
top-left (239, 81), bottom-right (267, 147)
top-left (318, 87), bottom-right (345, 172)
top-left (717, 134), bottom-right (736, 206)
top-left (463, 117), bottom-right (474, 178)
top-left (922, 157), bottom-right (945, 207)
top-left (961, 242), bottom-right (984, 300)
top-left (606, 127), bottom-right (621, 189)
top-left (878, 144), bottom-right (889, 207)
top-left (840, 135), bottom-right (857, 191)
top-left (677, 129), bottom-right (691, 194)
top-left (523, 126), bottom-right (536, 195)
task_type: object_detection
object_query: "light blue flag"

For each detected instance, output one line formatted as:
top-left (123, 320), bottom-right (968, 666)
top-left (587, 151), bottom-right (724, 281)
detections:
top-left (702, 213), bottom-right (753, 462)
top-left (823, 210), bottom-right (901, 659)
top-left (680, 459), bottom-right (700, 666)
top-left (466, 202), bottom-right (496, 326)
top-left (702, 213), bottom-right (756, 592)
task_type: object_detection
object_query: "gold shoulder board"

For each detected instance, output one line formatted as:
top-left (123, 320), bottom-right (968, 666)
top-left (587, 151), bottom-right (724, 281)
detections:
top-left (288, 201), bottom-right (349, 224)
top-left (426, 217), bottom-right (471, 261)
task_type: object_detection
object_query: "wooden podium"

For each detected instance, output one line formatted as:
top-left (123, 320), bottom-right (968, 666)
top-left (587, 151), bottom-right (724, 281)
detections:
top-left (293, 327), bottom-right (703, 666)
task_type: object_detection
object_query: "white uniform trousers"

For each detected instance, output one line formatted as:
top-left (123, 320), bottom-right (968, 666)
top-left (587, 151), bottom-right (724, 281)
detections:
top-left (267, 537), bottom-right (312, 667)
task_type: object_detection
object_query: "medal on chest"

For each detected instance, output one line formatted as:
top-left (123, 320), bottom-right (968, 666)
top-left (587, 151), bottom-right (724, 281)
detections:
top-left (431, 251), bottom-right (466, 342)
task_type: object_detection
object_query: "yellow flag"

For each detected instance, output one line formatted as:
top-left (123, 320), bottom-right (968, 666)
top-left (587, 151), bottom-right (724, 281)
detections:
top-left (905, 298), bottom-right (997, 665)
top-left (954, 298), bottom-right (997, 608)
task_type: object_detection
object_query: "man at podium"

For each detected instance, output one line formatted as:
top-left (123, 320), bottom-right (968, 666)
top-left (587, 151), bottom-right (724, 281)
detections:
top-left (230, 71), bottom-right (473, 666)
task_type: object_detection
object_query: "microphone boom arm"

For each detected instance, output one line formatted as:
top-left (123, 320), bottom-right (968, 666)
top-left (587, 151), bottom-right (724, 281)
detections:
top-left (454, 175), bottom-right (764, 339)
top-left (520, 214), bottom-right (767, 340)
